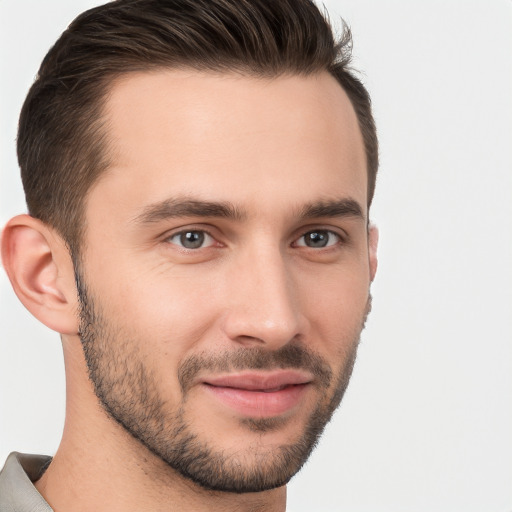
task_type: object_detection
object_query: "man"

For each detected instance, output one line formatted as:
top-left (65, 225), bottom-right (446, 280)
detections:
top-left (0, 0), bottom-right (378, 510)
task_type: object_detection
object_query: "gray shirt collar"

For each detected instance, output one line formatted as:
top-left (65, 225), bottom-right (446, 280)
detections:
top-left (0, 452), bottom-right (53, 512)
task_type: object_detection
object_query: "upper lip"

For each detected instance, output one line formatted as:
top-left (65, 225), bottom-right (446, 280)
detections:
top-left (202, 370), bottom-right (313, 391)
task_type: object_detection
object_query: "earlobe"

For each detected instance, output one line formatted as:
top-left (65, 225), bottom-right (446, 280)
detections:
top-left (1, 214), bottom-right (79, 335)
top-left (368, 224), bottom-right (378, 282)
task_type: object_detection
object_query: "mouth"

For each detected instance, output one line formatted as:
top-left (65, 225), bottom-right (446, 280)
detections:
top-left (201, 371), bottom-right (313, 418)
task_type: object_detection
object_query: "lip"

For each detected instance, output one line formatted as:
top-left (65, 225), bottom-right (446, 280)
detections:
top-left (202, 370), bottom-right (313, 418)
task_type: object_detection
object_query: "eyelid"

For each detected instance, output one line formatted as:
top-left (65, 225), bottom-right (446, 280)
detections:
top-left (294, 230), bottom-right (342, 248)
top-left (293, 225), bottom-right (348, 246)
top-left (162, 225), bottom-right (222, 250)
top-left (159, 223), bottom-right (348, 250)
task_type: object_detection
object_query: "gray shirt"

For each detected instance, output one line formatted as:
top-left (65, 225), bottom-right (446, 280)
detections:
top-left (0, 453), bottom-right (52, 512)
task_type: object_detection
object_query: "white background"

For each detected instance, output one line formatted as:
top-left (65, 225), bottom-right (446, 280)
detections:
top-left (1, 1), bottom-right (511, 511)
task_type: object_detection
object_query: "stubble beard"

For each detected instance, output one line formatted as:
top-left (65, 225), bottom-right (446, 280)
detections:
top-left (75, 267), bottom-right (370, 493)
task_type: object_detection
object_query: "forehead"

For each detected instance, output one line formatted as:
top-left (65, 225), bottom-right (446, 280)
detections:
top-left (90, 69), bottom-right (367, 219)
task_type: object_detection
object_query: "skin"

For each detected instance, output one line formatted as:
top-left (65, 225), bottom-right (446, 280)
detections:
top-left (1, 69), bottom-right (377, 512)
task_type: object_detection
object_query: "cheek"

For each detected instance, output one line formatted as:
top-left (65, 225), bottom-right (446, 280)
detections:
top-left (99, 264), bottom-right (222, 354)
top-left (298, 264), bottom-right (370, 350)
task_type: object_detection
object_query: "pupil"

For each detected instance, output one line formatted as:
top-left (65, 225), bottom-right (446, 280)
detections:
top-left (181, 231), bottom-right (204, 249)
top-left (306, 231), bottom-right (328, 248)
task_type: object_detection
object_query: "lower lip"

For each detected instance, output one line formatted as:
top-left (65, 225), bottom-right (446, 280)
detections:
top-left (203, 383), bottom-right (309, 417)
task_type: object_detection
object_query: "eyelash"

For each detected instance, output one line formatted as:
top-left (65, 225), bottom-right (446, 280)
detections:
top-left (166, 229), bottom-right (218, 250)
top-left (164, 227), bottom-right (344, 251)
top-left (293, 230), bottom-right (343, 249)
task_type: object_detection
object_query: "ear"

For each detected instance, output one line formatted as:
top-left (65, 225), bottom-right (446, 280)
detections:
top-left (1, 214), bottom-right (79, 335)
top-left (368, 224), bottom-right (378, 282)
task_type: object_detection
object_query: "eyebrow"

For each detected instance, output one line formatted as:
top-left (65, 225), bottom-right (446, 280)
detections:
top-left (299, 198), bottom-right (365, 221)
top-left (133, 196), bottom-right (365, 225)
top-left (133, 197), bottom-right (247, 224)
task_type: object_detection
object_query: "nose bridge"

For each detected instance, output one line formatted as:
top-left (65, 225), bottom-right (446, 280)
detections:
top-left (223, 240), bottom-right (303, 347)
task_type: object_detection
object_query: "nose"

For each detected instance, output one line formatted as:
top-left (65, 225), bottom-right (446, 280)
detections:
top-left (221, 245), bottom-right (306, 350)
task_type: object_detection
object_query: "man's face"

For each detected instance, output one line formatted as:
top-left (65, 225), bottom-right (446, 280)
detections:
top-left (76, 70), bottom-right (374, 492)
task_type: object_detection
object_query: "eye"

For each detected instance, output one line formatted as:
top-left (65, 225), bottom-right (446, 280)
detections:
top-left (295, 230), bottom-right (341, 248)
top-left (167, 230), bottom-right (216, 249)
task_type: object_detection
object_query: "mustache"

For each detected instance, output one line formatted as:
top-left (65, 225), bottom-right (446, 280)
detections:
top-left (178, 343), bottom-right (333, 394)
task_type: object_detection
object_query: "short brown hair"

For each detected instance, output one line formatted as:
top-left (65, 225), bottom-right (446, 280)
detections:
top-left (17, 0), bottom-right (378, 254)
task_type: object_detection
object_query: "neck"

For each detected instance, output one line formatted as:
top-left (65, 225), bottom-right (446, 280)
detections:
top-left (35, 339), bottom-right (286, 512)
